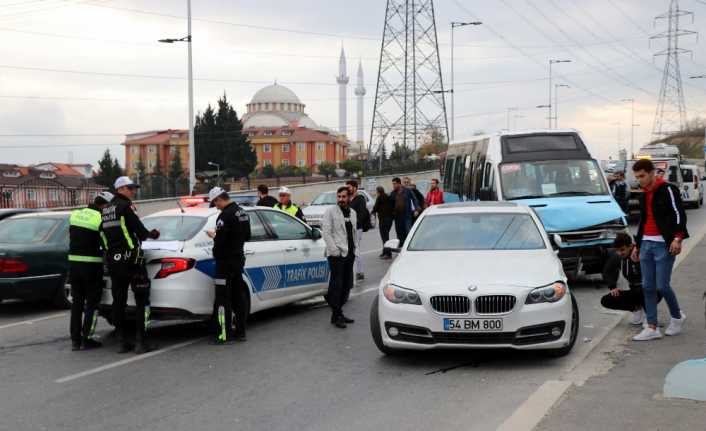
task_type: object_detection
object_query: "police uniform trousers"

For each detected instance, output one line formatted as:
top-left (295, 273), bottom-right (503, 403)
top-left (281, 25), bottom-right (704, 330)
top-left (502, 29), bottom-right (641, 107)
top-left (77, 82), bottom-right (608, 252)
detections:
top-left (69, 262), bottom-right (103, 345)
top-left (108, 254), bottom-right (150, 344)
top-left (214, 257), bottom-right (249, 340)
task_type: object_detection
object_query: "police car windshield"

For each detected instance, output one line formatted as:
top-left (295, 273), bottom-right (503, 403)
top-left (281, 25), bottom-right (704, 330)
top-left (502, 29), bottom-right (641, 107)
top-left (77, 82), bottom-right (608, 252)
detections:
top-left (311, 192), bottom-right (337, 205)
top-left (142, 216), bottom-right (207, 241)
top-left (501, 159), bottom-right (608, 200)
top-left (407, 213), bottom-right (546, 251)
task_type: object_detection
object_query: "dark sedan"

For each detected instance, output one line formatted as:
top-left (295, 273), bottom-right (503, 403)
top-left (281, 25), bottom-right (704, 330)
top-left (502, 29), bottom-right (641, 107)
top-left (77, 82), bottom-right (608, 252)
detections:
top-left (0, 212), bottom-right (72, 308)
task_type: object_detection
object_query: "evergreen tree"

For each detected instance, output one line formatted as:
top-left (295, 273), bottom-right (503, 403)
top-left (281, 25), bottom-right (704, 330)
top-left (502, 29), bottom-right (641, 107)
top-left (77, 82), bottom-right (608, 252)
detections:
top-left (96, 149), bottom-right (123, 189)
top-left (318, 162), bottom-right (337, 181)
top-left (195, 93), bottom-right (257, 180)
top-left (168, 150), bottom-right (185, 196)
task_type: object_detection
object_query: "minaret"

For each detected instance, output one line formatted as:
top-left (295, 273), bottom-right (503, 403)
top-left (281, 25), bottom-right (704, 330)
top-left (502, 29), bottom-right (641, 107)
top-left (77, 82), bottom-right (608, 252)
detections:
top-left (336, 46), bottom-right (349, 137)
top-left (354, 60), bottom-right (366, 156)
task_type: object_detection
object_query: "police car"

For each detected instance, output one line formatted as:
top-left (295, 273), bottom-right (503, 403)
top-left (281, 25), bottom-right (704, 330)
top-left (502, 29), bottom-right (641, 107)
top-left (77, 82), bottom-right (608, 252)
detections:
top-left (99, 205), bottom-right (329, 321)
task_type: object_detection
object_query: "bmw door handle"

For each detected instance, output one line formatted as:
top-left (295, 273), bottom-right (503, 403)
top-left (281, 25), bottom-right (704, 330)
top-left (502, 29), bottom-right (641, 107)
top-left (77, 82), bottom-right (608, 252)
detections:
top-left (244, 250), bottom-right (255, 256)
top-left (285, 247), bottom-right (298, 252)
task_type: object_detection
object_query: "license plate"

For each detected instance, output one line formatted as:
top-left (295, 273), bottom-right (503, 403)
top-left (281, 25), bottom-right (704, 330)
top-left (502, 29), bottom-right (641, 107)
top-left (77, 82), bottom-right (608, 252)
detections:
top-left (443, 318), bottom-right (503, 332)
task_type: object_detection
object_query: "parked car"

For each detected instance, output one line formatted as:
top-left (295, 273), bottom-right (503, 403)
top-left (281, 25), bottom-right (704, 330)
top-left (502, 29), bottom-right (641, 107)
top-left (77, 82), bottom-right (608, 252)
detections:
top-left (0, 212), bottom-right (72, 308)
top-left (680, 164), bottom-right (703, 208)
top-left (371, 202), bottom-right (579, 357)
top-left (99, 206), bottom-right (330, 322)
top-left (303, 189), bottom-right (375, 228)
top-left (0, 208), bottom-right (41, 222)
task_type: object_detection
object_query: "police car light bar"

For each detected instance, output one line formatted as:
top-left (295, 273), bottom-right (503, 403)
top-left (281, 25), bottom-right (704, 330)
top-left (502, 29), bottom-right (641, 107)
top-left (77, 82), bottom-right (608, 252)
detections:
top-left (180, 196), bottom-right (208, 207)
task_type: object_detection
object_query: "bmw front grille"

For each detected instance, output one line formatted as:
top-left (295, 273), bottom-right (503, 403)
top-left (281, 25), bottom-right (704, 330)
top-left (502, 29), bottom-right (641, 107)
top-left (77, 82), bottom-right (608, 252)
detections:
top-left (474, 295), bottom-right (516, 315)
top-left (430, 295), bottom-right (471, 314)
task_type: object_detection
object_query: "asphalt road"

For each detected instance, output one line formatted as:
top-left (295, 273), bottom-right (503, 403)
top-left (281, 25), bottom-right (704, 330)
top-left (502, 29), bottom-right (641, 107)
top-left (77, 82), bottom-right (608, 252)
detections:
top-left (2, 206), bottom-right (706, 431)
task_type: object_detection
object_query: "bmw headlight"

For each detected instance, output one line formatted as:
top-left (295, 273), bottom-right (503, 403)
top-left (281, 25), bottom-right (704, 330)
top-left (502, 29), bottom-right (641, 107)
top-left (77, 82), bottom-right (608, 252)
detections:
top-left (383, 284), bottom-right (422, 305)
top-left (525, 282), bottom-right (567, 304)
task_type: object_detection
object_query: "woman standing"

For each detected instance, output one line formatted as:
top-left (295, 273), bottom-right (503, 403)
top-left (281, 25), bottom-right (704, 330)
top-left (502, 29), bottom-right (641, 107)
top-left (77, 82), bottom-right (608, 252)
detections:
top-left (372, 186), bottom-right (394, 260)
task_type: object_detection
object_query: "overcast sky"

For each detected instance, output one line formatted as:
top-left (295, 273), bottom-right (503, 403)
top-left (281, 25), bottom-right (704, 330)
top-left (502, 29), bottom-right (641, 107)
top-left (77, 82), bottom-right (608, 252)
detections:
top-left (1, 0), bottom-right (706, 168)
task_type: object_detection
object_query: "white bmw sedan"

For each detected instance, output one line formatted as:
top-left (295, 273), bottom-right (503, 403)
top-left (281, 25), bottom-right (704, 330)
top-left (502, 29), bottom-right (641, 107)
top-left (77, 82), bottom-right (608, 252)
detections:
top-left (371, 202), bottom-right (579, 356)
top-left (99, 206), bottom-right (329, 322)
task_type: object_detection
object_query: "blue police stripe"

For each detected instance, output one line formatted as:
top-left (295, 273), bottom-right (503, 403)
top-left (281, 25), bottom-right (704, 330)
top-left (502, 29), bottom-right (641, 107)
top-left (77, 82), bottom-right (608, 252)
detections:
top-left (194, 259), bottom-right (329, 292)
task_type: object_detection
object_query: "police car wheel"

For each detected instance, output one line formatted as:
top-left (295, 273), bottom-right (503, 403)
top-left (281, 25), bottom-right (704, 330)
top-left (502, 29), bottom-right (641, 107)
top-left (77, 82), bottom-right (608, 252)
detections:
top-left (53, 276), bottom-right (72, 309)
top-left (370, 296), bottom-right (398, 355)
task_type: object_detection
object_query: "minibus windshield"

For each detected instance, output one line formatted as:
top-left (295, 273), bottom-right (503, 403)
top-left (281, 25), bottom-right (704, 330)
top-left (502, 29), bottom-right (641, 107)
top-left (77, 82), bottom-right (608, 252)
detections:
top-left (501, 159), bottom-right (608, 200)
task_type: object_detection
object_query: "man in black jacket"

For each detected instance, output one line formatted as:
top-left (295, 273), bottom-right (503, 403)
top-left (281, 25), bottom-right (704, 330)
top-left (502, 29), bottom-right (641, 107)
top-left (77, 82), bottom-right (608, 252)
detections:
top-left (346, 180), bottom-right (370, 281)
top-left (601, 233), bottom-right (661, 326)
top-left (207, 187), bottom-right (252, 343)
top-left (631, 159), bottom-right (689, 341)
top-left (68, 191), bottom-right (113, 351)
top-left (610, 171), bottom-right (629, 214)
top-left (101, 176), bottom-right (160, 354)
top-left (256, 184), bottom-right (277, 207)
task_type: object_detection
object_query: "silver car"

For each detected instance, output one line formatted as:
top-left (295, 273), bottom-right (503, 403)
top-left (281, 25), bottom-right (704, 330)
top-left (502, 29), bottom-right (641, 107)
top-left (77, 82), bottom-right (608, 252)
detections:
top-left (303, 190), bottom-right (375, 228)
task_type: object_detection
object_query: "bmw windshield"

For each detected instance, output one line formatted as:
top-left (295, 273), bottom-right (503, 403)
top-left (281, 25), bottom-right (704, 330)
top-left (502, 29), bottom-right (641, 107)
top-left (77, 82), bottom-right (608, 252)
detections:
top-left (500, 159), bottom-right (608, 200)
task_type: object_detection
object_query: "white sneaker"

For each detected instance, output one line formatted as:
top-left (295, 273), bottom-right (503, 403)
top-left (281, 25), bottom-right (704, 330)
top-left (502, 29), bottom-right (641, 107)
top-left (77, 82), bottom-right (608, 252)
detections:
top-left (630, 309), bottom-right (645, 325)
top-left (665, 312), bottom-right (686, 336)
top-left (633, 326), bottom-right (663, 341)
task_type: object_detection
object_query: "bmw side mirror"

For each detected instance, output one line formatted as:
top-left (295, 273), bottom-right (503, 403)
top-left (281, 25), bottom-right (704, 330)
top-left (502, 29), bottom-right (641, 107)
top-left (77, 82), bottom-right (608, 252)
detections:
top-left (551, 234), bottom-right (563, 251)
top-left (384, 239), bottom-right (401, 253)
top-left (311, 228), bottom-right (322, 241)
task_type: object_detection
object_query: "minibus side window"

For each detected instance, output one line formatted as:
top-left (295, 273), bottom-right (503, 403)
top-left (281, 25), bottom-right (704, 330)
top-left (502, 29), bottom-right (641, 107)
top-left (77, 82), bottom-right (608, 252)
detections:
top-left (465, 160), bottom-right (475, 200)
top-left (443, 158), bottom-right (455, 190)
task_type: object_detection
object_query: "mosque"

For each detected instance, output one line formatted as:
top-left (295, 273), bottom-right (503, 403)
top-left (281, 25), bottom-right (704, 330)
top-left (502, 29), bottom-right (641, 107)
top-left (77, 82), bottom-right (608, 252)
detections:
top-left (242, 48), bottom-right (366, 173)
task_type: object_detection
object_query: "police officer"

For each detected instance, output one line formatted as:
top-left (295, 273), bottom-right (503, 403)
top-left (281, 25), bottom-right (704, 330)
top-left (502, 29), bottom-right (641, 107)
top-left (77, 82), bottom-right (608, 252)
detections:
top-left (101, 176), bottom-right (160, 354)
top-left (68, 191), bottom-right (113, 351)
top-left (206, 187), bottom-right (251, 344)
top-left (274, 186), bottom-right (306, 222)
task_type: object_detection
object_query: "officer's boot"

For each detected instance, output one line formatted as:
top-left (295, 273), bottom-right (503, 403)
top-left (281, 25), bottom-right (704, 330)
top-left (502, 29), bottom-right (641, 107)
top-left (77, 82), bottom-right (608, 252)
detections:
top-left (134, 304), bottom-right (156, 354)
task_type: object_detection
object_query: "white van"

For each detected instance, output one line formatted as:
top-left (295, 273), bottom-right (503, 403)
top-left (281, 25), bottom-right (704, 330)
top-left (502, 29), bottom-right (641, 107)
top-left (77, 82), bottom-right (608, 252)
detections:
top-left (680, 164), bottom-right (703, 208)
top-left (443, 129), bottom-right (627, 278)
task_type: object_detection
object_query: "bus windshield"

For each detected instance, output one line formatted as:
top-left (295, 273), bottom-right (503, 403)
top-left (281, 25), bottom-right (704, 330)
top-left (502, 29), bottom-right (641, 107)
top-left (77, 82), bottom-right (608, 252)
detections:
top-left (500, 159), bottom-right (608, 200)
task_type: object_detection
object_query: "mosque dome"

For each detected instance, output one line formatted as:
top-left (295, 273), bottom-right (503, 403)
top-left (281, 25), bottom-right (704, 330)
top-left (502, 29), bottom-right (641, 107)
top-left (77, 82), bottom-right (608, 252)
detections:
top-left (250, 83), bottom-right (302, 105)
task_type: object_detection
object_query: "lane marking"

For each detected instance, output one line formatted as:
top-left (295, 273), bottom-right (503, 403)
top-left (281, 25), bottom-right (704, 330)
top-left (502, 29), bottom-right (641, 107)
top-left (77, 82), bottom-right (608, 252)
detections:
top-left (55, 338), bottom-right (203, 384)
top-left (496, 380), bottom-right (573, 431)
top-left (0, 313), bottom-right (67, 331)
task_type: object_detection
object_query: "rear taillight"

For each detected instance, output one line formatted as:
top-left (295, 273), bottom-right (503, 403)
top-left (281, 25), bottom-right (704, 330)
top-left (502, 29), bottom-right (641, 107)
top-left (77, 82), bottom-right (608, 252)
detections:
top-left (0, 258), bottom-right (29, 274)
top-left (153, 258), bottom-right (195, 279)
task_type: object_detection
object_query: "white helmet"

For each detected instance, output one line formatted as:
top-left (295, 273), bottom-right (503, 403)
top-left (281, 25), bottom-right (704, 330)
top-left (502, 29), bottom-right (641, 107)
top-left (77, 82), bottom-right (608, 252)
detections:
top-left (278, 186), bottom-right (292, 196)
top-left (208, 187), bottom-right (227, 207)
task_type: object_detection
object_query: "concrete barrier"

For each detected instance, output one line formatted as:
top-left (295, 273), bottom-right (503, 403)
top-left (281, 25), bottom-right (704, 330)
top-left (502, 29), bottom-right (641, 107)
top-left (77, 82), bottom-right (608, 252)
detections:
top-left (135, 170), bottom-right (438, 215)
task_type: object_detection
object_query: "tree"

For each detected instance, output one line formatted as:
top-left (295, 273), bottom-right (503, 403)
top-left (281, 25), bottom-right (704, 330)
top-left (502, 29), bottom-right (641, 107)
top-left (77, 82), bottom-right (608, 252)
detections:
top-left (261, 164), bottom-right (275, 178)
top-left (389, 142), bottom-right (414, 162)
top-left (295, 166), bottom-right (311, 183)
top-left (339, 159), bottom-right (362, 176)
top-left (96, 149), bottom-right (123, 189)
top-left (275, 165), bottom-right (295, 178)
top-left (318, 162), bottom-right (337, 181)
top-left (419, 127), bottom-right (448, 158)
top-left (168, 150), bottom-right (185, 196)
top-left (195, 93), bottom-right (257, 180)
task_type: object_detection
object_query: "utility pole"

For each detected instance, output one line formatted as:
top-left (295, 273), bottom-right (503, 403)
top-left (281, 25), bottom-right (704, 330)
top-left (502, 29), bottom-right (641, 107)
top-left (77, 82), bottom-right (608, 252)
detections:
top-left (548, 59), bottom-right (571, 129)
top-left (622, 98), bottom-right (636, 158)
top-left (689, 75), bottom-right (706, 164)
top-left (506, 107), bottom-right (518, 130)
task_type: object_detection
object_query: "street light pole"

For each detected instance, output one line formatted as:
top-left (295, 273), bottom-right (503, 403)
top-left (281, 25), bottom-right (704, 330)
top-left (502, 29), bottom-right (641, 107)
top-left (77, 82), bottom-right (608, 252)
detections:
top-left (622, 98), bottom-right (635, 158)
top-left (159, 0), bottom-right (195, 195)
top-left (554, 84), bottom-right (569, 128)
top-left (506, 107), bottom-right (518, 130)
top-left (548, 59), bottom-right (571, 129)
top-left (689, 75), bottom-right (705, 165)
top-left (450, 21), bottom-right (482, 143)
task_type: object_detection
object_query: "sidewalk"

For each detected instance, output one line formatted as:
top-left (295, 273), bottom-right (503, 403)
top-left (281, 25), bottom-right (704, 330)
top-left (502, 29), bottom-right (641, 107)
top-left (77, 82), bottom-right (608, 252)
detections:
top-left (536, 237), bottom-right (706, 431)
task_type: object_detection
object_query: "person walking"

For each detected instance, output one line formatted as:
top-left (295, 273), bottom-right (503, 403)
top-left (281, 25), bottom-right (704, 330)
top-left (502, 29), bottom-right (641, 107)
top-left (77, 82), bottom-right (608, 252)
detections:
top-left (631, 159), bottom-right (689, 341)
top-left (206, 187), bottom-right (252, 344)
top-left (68, 191), bottom-right (113, 351)
top-left (322, 186), bottom-right (359, 328)
top-left (346, 180), bottom-right (371, 281)
top-left (274, 186), bottom-right (306, 222)
top-left (425, 178), bottom-right (445, 207)
top-left (101, 177), bottom-right (160, 354)
top-left (256, 184), bottom-right (277, 207)
top-left (403, 176), bottom-right (426, 218)
top-left (389, 177), bottom-right (419, 246)
top-left (372, 186), bottom-right (393, 260)
top-left (610, 171), bottom-right (629, 214)
top-left (601, 233), bottom-right (661, 325)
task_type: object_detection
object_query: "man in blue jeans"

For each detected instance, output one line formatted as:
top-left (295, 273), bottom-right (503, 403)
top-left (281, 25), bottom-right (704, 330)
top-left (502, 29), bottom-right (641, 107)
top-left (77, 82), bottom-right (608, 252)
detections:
top-left (631, 159), bottom-right (689, 341)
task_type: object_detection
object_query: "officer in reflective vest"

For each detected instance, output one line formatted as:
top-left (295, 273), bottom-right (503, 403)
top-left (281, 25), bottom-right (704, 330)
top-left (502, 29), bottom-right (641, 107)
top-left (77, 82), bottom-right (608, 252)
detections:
top-left (100, 176), bottom-right (160, 354)
top-left (274, 186), bottom-right (306, 222)
top-left (206, 187), bottom-right (251, 344)
top-left (68, 191), bottom-right (113, 351)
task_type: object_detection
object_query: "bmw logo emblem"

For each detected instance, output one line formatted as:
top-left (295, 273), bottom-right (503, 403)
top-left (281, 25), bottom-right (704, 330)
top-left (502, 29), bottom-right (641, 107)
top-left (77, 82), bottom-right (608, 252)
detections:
top-left (468, 285), bottom-right (478, 292)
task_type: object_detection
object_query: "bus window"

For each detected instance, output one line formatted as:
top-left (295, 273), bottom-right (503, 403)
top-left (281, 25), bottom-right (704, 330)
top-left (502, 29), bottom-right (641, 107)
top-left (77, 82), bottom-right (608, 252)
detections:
top-left (473, 156), bottom-right (485, 200)
top-left (453, 157), bottom-right (465, 194)
top-left (465, 161), bottom-right (475, 200)
top-left (444, 158), bottom-right (455, 190)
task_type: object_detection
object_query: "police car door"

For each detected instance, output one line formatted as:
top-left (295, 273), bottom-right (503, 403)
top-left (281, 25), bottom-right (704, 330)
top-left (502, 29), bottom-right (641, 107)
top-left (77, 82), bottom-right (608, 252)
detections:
top-left (258, 209), bottom-right (328, 298)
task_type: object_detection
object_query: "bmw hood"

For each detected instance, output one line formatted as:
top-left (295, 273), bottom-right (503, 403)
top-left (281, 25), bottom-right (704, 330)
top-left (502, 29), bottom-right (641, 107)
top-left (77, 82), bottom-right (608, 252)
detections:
top-left (387, 250), bottom-right (564, 293)
top-left (512, 195), bottom-right (624, 232)
top-left (302, 205), bottom-right (332, 217)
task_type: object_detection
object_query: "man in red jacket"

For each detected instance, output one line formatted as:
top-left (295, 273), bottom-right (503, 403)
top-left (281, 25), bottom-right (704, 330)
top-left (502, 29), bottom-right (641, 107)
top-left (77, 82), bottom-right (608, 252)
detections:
top-left (425, 178), bottom-right (445, 207)
top-left (631, 159), bottom-right (688, 341)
